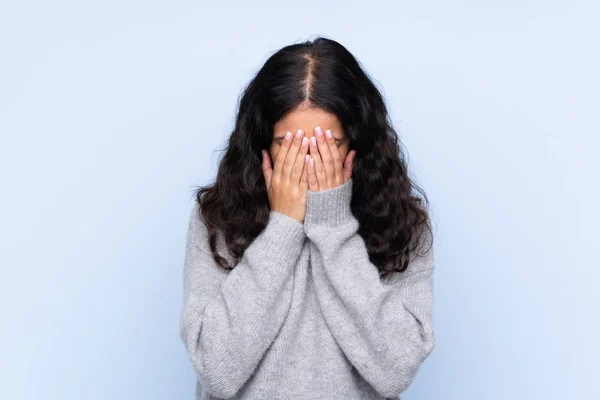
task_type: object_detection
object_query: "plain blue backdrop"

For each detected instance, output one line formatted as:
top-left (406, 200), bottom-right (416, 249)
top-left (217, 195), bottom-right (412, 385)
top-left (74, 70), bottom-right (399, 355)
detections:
top-left (1, 1), bottom-right (598, 399)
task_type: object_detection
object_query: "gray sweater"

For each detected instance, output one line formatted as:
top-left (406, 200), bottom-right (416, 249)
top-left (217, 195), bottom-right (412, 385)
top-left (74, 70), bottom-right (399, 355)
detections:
top-left (180, 178), bottom-right (435, 399)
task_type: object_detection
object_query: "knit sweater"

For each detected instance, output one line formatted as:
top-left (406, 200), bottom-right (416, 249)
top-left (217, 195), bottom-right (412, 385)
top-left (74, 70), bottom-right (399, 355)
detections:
top-left (180, 178), bottom-right (435, 400)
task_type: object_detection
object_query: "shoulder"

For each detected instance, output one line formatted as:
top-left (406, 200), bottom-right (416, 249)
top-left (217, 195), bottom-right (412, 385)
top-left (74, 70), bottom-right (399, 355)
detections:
top-left (383, 222), bottom-right (435, 285)
top-left (186, 202), bottom-right (212, 254)
top-left (185, 202), bottom-right (235, 264)
top-left (411, 220), bottom-right (435, 270)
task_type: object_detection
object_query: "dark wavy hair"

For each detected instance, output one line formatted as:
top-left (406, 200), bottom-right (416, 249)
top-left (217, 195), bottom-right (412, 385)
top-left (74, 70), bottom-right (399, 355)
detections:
top-left (193, 36), bottom-right (433, 279)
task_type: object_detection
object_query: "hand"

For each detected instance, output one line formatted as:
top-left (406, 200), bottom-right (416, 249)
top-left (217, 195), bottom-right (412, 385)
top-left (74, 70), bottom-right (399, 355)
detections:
top-left (307, 126), bottom-right (356, 191)
top-left (261, 129), bottom-right (310, 223)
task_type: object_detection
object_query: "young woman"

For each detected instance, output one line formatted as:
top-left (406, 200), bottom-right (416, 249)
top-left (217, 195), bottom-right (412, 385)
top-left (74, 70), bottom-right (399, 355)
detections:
top-left (180, 37), bottom-right (435, 400)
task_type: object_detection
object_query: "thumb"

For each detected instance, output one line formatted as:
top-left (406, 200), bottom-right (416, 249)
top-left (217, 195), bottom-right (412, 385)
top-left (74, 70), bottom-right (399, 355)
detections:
top-left (343, 150), bottom-right (355, 182)
top-left (261, 150), bottom-right (273, 188)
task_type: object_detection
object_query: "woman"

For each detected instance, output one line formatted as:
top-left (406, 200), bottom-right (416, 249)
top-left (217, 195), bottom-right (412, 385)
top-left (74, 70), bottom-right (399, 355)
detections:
top-left (180, 37), bottom-right (435, 399)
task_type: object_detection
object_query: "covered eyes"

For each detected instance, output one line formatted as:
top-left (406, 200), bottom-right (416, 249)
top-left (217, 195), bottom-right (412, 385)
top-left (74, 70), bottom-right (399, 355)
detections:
top-left (274, 137), bottom-right (345, 145)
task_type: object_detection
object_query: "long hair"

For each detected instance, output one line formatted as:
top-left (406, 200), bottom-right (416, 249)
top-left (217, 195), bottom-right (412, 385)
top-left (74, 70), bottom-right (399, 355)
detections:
top-left (193, 36), bottom-right (432, 279)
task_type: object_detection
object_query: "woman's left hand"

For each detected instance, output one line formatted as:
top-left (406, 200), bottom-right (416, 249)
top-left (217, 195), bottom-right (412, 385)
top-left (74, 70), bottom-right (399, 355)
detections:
top-left (306, 126), bottom-right (356, 192)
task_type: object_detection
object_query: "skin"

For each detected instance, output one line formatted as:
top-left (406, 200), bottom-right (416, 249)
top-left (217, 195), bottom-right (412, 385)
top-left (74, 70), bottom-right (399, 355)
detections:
top-left (261, 103), bottom-right (357, 223)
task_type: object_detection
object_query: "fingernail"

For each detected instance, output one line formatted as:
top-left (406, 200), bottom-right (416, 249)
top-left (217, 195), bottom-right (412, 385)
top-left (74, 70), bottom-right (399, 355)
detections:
top-left (305, 154), bottom-right (310, 163)
top-left (315, 126), bottom-right (323, 137)
top-left (310, 137), bottom-right (317, 146)
top-left (325, 129), bottom-right (333, 139)
top-left (295, 129), bottom-right (304, 139)
top-left (285, 131), bottom-right (292, 140)
top-left (301, 137), bottom-right (308, 147)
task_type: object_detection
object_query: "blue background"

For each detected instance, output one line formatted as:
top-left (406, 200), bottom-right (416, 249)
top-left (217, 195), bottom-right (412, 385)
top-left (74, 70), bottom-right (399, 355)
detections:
top-left (1, 1), bottom-right (598, 399)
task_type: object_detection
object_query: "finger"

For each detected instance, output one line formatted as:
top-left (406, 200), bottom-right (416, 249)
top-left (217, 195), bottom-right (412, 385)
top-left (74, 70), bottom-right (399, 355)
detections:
top-left (299, 155), bottom-right (309, 194)
top-left (314, 126), bottom-right (334, 188)
top-left (309, 132), bottom-right (328, 190)
top-left (261, 150), bottom-right (273, 188)
top-left (282, 129), bottom-right (304, 183)
top-left (290, 135), bottom-right (309, 185)
top-left (307, 155), bottom-right (319, 192)
top-left (324, 129), bottom-right (344, 185)
top-left (273, 131), bottom-right (293, 181)
top-left (343, 150), bottom-right (355, 182)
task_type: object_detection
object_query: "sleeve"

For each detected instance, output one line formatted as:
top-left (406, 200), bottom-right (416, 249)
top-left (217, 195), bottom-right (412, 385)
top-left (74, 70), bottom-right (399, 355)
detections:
top-left (304, 178), bottom-right (435, 399)
top-left (180, 204), bottom-right (306, 399)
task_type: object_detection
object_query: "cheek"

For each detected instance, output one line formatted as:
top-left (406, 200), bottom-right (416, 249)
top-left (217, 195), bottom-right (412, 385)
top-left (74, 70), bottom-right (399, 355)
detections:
top-left (269, 143), bottom-right (279, 161)
top-left (339, 143), bottom-right (350, 160)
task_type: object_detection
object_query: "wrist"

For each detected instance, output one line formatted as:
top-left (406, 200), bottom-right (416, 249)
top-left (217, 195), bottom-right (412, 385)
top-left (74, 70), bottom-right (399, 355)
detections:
top-left (304, 178), bottom-right (354, 227)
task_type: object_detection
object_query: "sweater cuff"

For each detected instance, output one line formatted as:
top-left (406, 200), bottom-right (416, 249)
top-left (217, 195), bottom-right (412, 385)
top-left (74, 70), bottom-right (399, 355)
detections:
top-left (259, 210), bottom-right (307, 262)
top-left (305, 178), bottom-right (354, 227)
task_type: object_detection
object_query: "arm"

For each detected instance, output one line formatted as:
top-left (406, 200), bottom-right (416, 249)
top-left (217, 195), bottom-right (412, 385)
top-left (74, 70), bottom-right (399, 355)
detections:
top-left (304, 178), bottom-right (435, 398)
top-left (180, 205), bottom-right (306, 399)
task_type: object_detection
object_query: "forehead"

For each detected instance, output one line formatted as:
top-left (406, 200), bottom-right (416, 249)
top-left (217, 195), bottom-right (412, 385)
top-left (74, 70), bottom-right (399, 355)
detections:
top-left (274, 105), bottom-right (343, 135)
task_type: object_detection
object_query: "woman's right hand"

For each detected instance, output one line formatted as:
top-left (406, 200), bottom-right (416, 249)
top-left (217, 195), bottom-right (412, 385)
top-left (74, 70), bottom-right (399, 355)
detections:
top-left (261, 129), bottom-right (309, 224)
